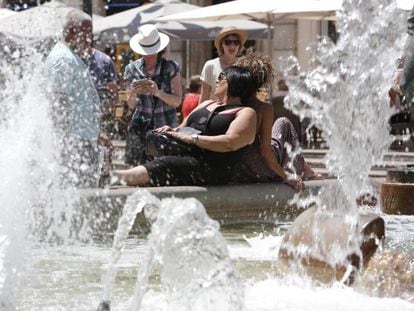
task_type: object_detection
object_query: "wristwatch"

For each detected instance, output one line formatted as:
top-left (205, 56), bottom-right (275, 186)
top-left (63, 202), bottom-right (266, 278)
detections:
top-left (191, 133), bottom-right (199, 145)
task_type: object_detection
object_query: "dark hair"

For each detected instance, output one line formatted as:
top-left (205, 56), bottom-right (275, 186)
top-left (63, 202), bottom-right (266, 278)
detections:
top-left (222, 66), bottom-right (257, 104)
top-left (188, 75), bottom-right (202, 93)
top-left (156, 49), bottom-right (166, 61)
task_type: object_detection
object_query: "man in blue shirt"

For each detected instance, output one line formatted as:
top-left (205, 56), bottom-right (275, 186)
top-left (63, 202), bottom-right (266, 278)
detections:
top-left (45, 10), bottom-right (102, 188)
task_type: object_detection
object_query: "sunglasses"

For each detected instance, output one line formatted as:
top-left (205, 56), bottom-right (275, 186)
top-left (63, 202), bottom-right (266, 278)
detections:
top-left (217, 72), bottom-right (226, 83)
top-left (223, 39), bottom-right (241, 46)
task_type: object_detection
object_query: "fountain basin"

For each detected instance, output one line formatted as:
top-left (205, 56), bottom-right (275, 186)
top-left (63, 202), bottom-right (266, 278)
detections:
top-left (80, 179), bottom-right (331, 233)
top-left (381, 168), bottom-right (414, 215)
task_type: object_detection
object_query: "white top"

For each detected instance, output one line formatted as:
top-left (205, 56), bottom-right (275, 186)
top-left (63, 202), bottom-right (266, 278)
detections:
top-left (200, 57), bottom-right (225, 100)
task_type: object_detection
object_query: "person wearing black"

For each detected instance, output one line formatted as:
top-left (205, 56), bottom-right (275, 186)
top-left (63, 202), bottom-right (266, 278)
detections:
top-left (114, 66), bottom-right (257, 186)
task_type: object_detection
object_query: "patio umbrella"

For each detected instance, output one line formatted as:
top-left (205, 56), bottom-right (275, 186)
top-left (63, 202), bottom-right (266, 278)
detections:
top-left (156, 0), bottom-right (342, 59)
top-left (156, 0), bottom-right (341, 23)
top-left (93, 0), bottom-right (269, 45)
top-left (156, 0), bottom-right (343, 97)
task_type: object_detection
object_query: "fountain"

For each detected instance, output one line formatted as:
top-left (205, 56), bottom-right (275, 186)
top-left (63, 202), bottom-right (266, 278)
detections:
top-left (0, 0), bottom-right (413, 310)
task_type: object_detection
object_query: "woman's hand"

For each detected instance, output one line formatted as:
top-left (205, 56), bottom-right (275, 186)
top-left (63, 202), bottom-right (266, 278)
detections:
top-left (166, 131), bottom-right (192, 144)
top-left (155, 125), bottom-right (175, 133)
top-left (130, 80), bottom-right (153, 96)
top-left (146, 81), bottom-right (161, 97)
top-left (285, 173), bottom-right (304, 192)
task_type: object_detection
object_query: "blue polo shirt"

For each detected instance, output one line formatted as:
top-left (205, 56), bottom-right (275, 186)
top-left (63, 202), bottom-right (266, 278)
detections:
top-left (45, 42), bottom-right (100, 141)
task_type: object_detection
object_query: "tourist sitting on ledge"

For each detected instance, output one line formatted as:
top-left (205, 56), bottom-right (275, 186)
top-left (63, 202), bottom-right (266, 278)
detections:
top-left (114, 66), bottom-right (257, 187)
top-left (232, 52), bottom-right (321, 191)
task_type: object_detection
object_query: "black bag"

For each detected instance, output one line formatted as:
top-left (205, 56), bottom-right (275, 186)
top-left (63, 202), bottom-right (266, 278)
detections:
top-left (146, 127), bottom-right (201, 157)
top-left (145, 104), bottom-right (242, 158)
top-left (125, 117), bottom-right (154, 165)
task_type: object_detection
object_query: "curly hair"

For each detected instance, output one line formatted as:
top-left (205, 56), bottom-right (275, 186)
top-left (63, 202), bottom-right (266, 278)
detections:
top-left (234, 52), bottom-right (274, 91)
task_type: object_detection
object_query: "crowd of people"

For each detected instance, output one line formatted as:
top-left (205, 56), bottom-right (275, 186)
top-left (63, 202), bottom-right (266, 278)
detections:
top-left (44, 9), bottom-right (324, 191)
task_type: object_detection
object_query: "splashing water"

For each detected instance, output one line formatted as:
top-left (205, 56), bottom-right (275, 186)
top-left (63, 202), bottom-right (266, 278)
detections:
top-left (99, 189), bottom-right (161, 309)
top-left (281, 0), bottom-right (408, 281)
top-left (0, 38), bottom-right (97, 307)
top-left (99, 190), bottom-right (244, 311)
top-left (285, 0), bottom-right (405, 210)
top-left (1, 0), bottom-right (413, 309)
top-left (147, 196), bottom-right (243, 311)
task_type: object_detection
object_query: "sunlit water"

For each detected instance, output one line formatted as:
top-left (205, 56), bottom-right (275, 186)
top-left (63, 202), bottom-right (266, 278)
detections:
top-left (20, 218), bottom-right (414, 311)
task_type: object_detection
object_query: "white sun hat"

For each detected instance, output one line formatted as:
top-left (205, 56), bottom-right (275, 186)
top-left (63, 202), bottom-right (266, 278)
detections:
top-left (129, 24), bottom-right (170, 55)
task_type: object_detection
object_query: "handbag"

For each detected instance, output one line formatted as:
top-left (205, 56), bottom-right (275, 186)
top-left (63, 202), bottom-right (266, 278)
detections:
top-left (145, 127), bottom-right (201, 157)
top-left (125, 117), bottom-right (154, 165)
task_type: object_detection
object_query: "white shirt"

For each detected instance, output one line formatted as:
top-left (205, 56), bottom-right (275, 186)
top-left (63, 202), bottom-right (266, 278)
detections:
top-left (200, 57), bottom-right (225, 100)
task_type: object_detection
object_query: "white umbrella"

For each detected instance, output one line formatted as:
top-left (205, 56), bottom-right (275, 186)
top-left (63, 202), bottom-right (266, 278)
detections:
top-left (156, 0), bottom-right (342, 23)
top-left (156, 0), bottom-right (342, 58)
top-left (93, 0), bottom-right (269, 45)
top-left (157, 0), bottom-right (343, 97)
top-left (94, 0), bottom-right (200, 44)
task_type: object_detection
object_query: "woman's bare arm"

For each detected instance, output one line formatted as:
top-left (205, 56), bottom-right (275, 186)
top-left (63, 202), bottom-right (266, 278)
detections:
top-left (168, 107), bottom-right (256, 152)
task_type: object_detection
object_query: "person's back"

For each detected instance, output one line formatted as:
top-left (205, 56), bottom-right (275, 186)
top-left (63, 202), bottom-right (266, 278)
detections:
top-left (84, 48), bottom-right (118, 104)
top-left (233, 52), bottom-right (308, 191)
top-left (182, 75), bottom-right (201, 118)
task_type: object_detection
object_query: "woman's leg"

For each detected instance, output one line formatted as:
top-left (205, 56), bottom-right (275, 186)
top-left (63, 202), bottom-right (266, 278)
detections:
top-left (271, 117), bottom-right (323, 180)
top-left (114, 165), bottom-right (150, 186)
top-left (271, 117), bottom-right (305, 175)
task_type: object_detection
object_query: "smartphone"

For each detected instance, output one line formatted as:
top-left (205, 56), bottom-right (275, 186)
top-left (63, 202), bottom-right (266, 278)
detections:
top-left (132, 78), bottom-right (152, 86)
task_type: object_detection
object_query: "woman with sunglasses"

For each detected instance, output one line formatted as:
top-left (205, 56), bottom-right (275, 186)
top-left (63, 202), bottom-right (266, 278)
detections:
top-left (198, 27), bottom-right (247, 104)
top-left (232, 53), bottom-right (322, 191)
top-left (114, 66), bottom-right (257, 187)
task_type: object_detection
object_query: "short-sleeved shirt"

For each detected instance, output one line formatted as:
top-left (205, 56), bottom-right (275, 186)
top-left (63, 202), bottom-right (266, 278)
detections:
top-left (45, 42), bottom-right (100, 141)
top-left (200, 57), bottom-right (224, 100)
top-left (83, 48), bottom-right (118, 103)
top-left (124, 57), bottom-right (180, 128)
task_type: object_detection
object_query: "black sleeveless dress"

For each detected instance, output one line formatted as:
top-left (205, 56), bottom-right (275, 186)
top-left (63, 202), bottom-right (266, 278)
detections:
top-left (143, 103), bottom-right (246, 186)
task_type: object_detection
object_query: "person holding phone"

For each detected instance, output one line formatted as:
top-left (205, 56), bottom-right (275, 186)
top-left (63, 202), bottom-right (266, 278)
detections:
top-left (114, 66), bottom-right (257, 187)
top-left (124, 24), bottom-right (182, 165)
top-left (199, 26), bottom-right (247, 104)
